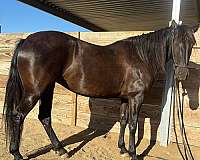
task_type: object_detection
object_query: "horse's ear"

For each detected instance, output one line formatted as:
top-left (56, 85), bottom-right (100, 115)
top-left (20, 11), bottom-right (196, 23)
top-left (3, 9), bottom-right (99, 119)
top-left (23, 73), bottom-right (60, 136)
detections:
top-left (171, 20), bottom-right (178, 28)
top-left (192, 24), bottom-right (199, 33)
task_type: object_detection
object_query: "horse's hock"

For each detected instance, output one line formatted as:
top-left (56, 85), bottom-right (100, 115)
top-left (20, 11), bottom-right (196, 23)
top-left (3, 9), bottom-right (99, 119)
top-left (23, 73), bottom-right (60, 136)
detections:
top-left (0, 31), bottom-right (200, 146)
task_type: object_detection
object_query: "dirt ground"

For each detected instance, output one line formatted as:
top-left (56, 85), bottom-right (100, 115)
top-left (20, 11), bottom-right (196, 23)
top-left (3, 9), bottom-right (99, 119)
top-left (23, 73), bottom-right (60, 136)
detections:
top-left (0, 117), bottom-right (200, 160)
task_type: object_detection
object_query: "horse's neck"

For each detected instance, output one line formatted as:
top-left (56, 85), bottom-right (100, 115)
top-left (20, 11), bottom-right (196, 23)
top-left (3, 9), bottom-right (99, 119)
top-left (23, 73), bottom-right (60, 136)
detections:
top-left (135, 34), bottom-right (167, 77)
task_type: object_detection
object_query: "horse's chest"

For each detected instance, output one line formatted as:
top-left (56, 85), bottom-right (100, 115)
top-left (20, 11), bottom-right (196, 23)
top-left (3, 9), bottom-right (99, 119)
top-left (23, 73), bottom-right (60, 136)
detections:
top-left (120, 68), bottom-right (152, 96)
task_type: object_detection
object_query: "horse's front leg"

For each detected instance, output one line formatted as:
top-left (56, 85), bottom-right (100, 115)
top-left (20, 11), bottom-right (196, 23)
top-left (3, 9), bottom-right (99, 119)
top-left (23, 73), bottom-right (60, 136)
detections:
top-left (118, 100), bottom-right (129, 156)
top-left (128, 92), bottom-right (144, 160)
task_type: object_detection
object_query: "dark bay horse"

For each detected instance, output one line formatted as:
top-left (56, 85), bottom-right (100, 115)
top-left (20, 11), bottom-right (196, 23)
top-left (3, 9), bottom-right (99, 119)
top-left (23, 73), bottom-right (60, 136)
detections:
top-left (3, 21), bottom-right (198, 160)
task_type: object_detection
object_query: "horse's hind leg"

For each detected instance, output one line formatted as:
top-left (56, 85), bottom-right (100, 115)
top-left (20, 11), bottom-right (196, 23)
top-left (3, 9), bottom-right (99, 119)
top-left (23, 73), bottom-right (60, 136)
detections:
top-left (38, 83), bottom-right (69, 158)
top-left (10, 93), bottom-right (39, 160)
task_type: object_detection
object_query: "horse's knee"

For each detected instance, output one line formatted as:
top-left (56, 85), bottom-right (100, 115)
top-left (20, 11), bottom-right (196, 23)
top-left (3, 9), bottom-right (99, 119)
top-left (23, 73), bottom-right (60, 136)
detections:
top-left (12, 111), bottom-right (24, 123)
top-left (120, 119), bottom-right (127, 126)
top-left (18, 93), bottom-right (39, 116)
top-left (120, 111), bottom-right (128, 126)
top-left (38, 116), bottom-right (51, 126)
top-left (38, 105), bottom-right (51, 122)
top-left (129, 119), bottom-right (137, 132)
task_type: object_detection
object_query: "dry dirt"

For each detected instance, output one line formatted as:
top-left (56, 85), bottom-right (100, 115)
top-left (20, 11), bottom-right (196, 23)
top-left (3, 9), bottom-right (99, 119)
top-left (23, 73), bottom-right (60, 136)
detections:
top-left (0, 116), bottom-right (200, 160)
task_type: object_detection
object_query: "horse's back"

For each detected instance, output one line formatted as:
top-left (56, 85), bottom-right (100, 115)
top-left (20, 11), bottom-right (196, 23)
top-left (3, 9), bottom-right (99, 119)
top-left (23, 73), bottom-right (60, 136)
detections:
top-left (16, 31), bottom-right (152, 98)
top-left (62, 40), bottom-right (128, 97)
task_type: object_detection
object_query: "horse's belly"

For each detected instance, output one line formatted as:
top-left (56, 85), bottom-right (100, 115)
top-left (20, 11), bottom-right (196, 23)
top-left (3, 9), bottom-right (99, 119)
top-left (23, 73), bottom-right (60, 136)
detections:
top-left (63, 64), bottom-right (122, 97)
top-left (68, 77), bottom-right (121, 97)
top-left (83, 81), bottom-right (121, 97)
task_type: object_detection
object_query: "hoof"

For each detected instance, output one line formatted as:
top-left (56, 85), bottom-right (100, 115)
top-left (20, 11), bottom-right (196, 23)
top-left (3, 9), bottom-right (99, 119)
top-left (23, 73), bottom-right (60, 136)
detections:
top-left (61, 153), bottom-right (70, 159)
top-left (119, 147), bottom-right (129, 157)
top-left (52, 148), bottom-right (69, 158)
top-left (120, 152), bottom-right (130, 158)
top-left (130, 155), bottom-right (138, 160)
top-left (14, 158), bottom-right (23, 160)
top-left (23, 155), bottom-right (29, 160)
top-left (13, 152), bottom-right (24, 160)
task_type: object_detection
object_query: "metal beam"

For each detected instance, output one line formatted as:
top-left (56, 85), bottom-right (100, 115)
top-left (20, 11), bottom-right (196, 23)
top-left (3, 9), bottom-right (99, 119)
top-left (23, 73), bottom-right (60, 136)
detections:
top-left (17, 0), bottom-right (106, 32)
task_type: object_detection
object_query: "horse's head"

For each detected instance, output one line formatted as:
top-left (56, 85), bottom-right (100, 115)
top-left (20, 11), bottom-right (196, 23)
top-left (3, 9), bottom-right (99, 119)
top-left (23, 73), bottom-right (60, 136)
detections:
top-left (169, 21), bottom-right (199, 81)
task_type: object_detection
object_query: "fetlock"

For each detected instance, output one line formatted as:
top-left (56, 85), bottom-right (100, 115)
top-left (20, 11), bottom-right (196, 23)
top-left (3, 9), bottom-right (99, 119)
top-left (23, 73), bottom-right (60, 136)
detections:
top-left (129, 153), bottom-right (138, 160)
top-left (11, 151), bottom-right (23, 160)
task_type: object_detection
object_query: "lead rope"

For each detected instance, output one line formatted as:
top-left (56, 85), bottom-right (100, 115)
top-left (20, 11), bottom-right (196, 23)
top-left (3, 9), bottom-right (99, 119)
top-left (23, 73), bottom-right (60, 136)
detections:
top-left (170, 27), bottom-right (194, 160)
top-left (174, 80), bottom-right (188, 160)
top-left (173, 75), bottom-right (185, 160)
top-left (173, 75), bottom-right (195, 160)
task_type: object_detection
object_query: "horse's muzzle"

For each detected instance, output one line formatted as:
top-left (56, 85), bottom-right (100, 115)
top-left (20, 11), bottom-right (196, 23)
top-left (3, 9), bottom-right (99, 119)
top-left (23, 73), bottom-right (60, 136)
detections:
top-left (175, 67), bottom-right (189, 81)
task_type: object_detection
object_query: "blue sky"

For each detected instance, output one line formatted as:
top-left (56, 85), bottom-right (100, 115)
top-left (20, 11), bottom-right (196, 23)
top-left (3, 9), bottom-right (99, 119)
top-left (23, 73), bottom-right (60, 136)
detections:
top-left (0, 0), bottom-right (90, 33)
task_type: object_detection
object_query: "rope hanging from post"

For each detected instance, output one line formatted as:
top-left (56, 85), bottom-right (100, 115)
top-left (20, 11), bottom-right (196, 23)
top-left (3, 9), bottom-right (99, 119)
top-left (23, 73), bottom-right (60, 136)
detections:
top-left (173, 75), bottom-right (195, 160)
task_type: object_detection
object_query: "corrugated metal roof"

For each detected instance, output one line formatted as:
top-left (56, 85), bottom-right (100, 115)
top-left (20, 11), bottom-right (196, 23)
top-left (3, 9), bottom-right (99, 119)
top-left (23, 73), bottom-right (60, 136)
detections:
top-left (18, 0), bottom-right (200, 31)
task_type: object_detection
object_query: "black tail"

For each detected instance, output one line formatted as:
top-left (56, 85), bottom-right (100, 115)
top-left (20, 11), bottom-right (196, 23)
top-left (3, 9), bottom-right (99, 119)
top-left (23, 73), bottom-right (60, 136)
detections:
top-left (3, 39), bottom-right (25, 145)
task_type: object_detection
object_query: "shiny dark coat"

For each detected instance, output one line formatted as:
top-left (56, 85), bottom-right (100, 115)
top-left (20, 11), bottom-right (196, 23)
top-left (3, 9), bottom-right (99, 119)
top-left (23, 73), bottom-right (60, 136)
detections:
top-left (3, 22), bottom-right (198, 160)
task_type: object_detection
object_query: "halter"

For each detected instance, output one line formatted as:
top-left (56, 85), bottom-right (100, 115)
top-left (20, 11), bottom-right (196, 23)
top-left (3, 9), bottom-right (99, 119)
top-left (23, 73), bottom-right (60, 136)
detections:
top-left (170, 28), bottom-right (189, 69)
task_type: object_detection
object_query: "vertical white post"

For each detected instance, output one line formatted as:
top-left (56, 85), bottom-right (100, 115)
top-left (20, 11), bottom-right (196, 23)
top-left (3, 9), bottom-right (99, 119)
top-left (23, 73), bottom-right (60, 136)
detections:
top-left (160, 0), bottom-right (181, 146)
top-left (171, 0), bottom-right (181, 23)
top-left (160, 60), bottom-right (175, 146)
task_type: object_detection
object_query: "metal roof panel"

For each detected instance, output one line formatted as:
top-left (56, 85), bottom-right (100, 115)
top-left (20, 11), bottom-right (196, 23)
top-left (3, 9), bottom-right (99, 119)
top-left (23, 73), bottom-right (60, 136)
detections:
top-left (18, 0), bottom-right (200, 31)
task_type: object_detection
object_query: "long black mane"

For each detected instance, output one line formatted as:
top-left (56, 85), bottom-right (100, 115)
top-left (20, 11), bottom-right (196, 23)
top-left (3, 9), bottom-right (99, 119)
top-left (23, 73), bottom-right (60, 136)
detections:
top-left (125, 27), bottom-right (172, 74)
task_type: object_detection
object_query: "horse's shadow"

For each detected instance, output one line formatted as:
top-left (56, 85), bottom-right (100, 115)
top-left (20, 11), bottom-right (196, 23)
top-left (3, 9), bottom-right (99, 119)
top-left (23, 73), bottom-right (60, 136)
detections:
top-left (25, 98), bottom-right (119, 159)
top-left (25, 62), bottom-right (200, 160)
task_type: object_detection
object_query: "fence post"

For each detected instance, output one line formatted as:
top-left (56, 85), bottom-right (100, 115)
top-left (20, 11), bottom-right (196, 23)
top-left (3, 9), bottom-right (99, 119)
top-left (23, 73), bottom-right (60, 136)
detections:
top-left (70, 32), bottom-right (80, 126)
top-left (71, 93), bottom-right (78, 126)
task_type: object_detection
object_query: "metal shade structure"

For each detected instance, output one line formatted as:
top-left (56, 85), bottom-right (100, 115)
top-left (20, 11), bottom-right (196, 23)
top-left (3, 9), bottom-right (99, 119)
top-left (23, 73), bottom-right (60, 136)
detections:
top-left (18, 0), bottom-right (200, 31)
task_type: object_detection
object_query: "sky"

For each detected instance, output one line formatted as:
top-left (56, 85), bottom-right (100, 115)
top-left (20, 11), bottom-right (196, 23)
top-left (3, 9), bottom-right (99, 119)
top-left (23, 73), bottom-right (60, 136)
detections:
top-left (0, 0), bottom-right (90, 33)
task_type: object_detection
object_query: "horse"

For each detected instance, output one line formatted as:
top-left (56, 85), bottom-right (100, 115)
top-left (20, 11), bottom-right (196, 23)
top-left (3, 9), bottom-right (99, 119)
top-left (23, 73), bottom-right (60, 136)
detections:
top-left (3, 20), bottom-right (198, 160)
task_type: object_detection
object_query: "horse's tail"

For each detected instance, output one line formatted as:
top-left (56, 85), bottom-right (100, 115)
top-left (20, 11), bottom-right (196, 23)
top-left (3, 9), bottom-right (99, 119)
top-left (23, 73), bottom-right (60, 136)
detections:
top-left (3, 39), bottom-right (25, 145)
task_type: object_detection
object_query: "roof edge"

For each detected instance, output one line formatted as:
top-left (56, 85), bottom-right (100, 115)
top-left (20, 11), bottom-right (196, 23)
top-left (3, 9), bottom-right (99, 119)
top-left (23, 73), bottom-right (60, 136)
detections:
top-left (18, 0), bottom-right (107, 32)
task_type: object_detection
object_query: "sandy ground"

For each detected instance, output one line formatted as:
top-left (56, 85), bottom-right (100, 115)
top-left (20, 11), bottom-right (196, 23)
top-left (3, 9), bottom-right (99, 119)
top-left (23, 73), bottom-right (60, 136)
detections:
top-left (0, 117), bottom-right (200, 160)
